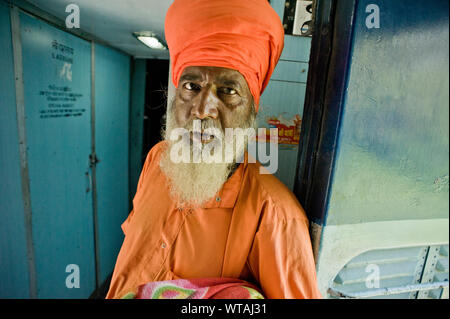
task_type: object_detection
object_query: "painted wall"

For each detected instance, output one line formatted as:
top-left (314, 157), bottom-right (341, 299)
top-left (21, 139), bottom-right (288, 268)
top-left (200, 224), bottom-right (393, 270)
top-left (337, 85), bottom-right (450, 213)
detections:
top-left (316, 0), bottom-right (449, 297)
top-left (257, 0), bottom-right (312, 190)
top-left (94, 43), bottom-right (131, 285)
top-left (20, 9), bottom-right (95, 298)
top-left (0, 1), bottom-right (31, 298)
top-left (326, 0), bottom-right (449, 225)
top-left (0, 4), bottom-right (133, 298)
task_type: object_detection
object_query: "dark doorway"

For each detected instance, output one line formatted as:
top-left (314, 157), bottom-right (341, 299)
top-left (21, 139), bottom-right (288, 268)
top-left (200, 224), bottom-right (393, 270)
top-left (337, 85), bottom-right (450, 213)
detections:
top-left (142, 59), bottom-right (170, 164)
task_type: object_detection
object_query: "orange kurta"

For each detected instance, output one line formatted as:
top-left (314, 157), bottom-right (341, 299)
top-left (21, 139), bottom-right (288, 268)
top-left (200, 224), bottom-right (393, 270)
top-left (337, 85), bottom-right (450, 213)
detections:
top-left (106, 141), bottom-right (321, 299)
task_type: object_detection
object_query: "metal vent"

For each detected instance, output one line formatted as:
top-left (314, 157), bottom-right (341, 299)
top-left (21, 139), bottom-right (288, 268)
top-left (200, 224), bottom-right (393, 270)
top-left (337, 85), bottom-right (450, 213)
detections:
top-left (419, 245), bottom-right (449, 299)
top-left (328, 245), bottom-right (449, 299)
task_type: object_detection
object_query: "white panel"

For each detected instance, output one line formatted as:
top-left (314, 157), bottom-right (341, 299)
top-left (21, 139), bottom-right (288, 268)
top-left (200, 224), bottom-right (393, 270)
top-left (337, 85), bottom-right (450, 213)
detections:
top-left (329, 245), bottom-right (449, 299)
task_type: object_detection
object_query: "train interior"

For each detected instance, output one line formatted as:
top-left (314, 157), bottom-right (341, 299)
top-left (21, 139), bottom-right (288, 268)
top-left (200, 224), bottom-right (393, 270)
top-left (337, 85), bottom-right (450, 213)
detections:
top-left (0, 0), bottom-right (448, 298)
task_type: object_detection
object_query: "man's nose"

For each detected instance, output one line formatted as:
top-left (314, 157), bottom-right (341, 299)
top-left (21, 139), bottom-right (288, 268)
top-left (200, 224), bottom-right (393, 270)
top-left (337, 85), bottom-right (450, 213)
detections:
top-left (190, 88), bottom-right (219, 120)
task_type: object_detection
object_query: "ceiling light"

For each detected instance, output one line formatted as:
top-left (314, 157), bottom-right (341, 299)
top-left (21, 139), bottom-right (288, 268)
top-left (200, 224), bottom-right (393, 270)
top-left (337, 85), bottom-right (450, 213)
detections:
top-left (133, 31), bottom-right (167, 50)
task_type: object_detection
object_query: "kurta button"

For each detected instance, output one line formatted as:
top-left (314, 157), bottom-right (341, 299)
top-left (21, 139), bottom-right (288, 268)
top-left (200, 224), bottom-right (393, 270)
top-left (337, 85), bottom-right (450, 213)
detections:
top-left (216, 197), bottom-right (221, 202)
top-left (161, 242), bottom-right (166, 248)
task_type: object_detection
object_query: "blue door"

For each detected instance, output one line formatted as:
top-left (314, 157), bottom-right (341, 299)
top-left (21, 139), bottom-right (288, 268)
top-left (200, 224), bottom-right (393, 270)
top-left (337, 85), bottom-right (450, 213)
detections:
top-left (20, 12), bottom-right (96, 298)
top-left (94, 43), bottom-right (130, 285)
top-left (0, 2), bottom-right (31, 299)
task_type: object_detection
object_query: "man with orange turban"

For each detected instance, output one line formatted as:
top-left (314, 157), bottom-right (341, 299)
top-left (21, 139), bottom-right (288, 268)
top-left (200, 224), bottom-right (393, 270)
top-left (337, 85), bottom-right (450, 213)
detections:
top-left (106, 0), bottom-right (321, 299)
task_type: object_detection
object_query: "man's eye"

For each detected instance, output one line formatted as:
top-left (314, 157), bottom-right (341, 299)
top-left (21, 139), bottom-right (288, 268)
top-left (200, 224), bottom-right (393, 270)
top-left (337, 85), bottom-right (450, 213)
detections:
top-left (219, 87), bottom-right (237, 95)
top-left (183, 82), bottom-right (200, 91)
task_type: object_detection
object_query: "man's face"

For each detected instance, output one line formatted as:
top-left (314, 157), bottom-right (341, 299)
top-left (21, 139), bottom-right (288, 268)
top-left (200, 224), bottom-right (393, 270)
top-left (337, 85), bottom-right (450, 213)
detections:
top-left (160, 66), bottom-right (256, 207)
top-left (174, 66), bottom-right (254, 135)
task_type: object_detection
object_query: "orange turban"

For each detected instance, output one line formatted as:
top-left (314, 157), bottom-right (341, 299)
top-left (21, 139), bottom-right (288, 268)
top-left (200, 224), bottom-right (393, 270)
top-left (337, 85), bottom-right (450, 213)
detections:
top-left (164, 0), bottom-right (285, 111)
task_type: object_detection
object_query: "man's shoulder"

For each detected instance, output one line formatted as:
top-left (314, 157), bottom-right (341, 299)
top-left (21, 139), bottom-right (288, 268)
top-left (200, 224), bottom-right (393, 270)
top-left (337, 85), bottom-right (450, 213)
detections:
top-left (148, 141), bottom-right (168, 158)
top-left (245, 161), bottom-right (308, 222)
top-left (142, 141), bottom-right (168, 165)
top-left (137, 141), bottom-right (169, 182)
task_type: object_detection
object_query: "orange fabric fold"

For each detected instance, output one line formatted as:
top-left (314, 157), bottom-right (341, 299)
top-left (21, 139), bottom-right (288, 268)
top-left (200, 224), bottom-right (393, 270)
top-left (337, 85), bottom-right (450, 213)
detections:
top-left (164, 0), bottom-right (285, 110)
top-left (106, 142), bottom-right (322, 299)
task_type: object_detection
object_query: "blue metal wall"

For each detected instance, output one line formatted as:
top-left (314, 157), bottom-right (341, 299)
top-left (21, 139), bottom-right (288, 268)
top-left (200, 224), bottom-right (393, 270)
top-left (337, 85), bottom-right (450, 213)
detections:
top-left (0, 4), bottom-right (132, 298)
top-left (0, 2), bottom-right (30, 299)
top-left (94, 43), bottom-right (130, 285)
top-left (20, 11), bottom-right (95, 298)
top-left (326, 0), bottom-right (449, 225)
top-left (315, 0), bottom-right (449, 297)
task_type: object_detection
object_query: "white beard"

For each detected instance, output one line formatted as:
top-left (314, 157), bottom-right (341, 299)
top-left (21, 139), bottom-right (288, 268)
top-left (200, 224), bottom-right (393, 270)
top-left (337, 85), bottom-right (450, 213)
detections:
top-left (159, 100), bottom-right (255, 207)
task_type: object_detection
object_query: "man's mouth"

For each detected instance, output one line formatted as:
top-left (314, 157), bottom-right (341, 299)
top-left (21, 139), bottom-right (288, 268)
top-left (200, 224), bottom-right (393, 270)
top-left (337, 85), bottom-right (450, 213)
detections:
top-left (190, 130), bottom-right (215, 144)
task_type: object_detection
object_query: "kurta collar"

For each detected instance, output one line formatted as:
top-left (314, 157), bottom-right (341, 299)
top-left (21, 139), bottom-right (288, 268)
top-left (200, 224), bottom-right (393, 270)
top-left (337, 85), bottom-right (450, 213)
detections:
top-left (201, 152), bottom-right (248, 209)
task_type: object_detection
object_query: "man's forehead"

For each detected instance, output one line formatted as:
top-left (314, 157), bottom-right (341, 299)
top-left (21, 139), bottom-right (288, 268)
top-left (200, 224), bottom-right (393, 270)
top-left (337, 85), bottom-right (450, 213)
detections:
top-left (180, 66), bottom-right (249, 88)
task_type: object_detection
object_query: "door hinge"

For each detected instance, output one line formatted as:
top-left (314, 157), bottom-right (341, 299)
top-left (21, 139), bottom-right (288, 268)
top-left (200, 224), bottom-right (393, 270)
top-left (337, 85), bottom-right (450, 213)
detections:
top-left (89, 153), bottom-right (100, 167)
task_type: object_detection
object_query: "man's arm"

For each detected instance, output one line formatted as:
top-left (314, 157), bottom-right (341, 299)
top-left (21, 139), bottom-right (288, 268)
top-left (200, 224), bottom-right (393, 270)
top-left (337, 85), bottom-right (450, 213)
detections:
top-left (247, 214), bottom-right (322, 299)
top-left (121, 142), bottom-right (163, 235)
